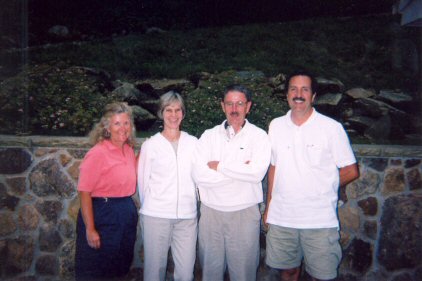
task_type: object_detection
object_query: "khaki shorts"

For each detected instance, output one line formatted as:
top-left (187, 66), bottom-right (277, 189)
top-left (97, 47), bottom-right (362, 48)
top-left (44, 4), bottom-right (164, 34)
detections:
top-left (265, 225), bottom-right (342, 280)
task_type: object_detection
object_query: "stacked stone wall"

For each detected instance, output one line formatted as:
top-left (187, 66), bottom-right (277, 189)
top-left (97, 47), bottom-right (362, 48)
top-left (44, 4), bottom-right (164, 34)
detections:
top-left (0, 136), bottom-right (421, 281)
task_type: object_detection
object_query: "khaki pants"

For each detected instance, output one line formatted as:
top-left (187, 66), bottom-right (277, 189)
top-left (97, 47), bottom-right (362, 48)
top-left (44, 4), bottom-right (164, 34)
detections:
top-left (140, 214), bottom-right (198, 281)
top-left (198, 204), bottom-right (261, 281)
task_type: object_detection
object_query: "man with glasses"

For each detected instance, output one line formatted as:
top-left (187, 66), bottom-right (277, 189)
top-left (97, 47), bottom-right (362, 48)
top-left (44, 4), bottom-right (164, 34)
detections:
top-left (193, 84), bottom-right (271, 281)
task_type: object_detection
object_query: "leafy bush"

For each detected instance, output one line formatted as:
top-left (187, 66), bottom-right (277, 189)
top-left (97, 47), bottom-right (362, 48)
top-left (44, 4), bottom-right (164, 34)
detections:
top-left (0, 14), bottom-right (419, 140)
top-left (19, 14), bottom-right (418, 92)
top-left (181, 70), bottom-right (289, 137)
top-left (0, 63), bottom-right (117, 135)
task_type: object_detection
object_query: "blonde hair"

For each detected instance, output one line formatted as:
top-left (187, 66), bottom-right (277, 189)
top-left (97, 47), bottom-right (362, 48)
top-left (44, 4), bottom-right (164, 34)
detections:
top-left (88, 102), bottom-right (136, 146)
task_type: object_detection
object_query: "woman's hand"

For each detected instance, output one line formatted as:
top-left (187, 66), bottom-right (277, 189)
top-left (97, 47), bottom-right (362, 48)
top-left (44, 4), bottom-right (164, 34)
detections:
top-left (79, 191), bottom-right (101, 249)
top-left (86, 228), bottom-right (101, 249)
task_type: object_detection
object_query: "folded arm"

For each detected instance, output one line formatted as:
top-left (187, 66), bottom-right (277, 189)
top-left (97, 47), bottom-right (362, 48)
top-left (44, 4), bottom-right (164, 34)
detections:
top-left (217, 133), bottom-right (271, 183)
top-left (192, 135), bottom-right (233, 188)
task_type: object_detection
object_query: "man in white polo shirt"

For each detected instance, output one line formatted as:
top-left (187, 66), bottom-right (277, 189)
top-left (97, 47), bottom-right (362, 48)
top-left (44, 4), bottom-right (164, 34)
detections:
top-left (193, 84), bottom-right (271, 281)
top-left (264, 70), bottom-right (359, 281)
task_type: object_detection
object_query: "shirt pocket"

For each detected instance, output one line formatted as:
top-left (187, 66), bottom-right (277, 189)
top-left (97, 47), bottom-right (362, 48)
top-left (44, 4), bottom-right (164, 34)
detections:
top-left (305, 143), bottom-right (326, 166)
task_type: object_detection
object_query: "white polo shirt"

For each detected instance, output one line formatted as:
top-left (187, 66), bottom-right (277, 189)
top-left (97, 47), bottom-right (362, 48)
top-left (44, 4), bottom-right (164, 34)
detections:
top-left (267, 109), bottom-right (356, 229)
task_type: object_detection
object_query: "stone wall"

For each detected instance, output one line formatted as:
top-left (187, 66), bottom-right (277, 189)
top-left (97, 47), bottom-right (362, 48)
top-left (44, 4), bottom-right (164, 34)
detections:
top-left (0, 135), bottom-right (421, 281)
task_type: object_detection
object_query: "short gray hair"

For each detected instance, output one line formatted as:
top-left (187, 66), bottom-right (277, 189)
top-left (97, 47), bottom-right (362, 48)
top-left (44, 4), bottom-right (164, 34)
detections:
top-left (222, 84), bottom-right (252, 102)
top-left (157, 91), bottom-right (186, 119)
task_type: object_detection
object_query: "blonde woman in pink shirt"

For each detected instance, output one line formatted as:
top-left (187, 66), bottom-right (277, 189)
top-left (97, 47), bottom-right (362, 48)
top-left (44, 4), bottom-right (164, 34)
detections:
top-left (75, 102), bottom-right (138, 280)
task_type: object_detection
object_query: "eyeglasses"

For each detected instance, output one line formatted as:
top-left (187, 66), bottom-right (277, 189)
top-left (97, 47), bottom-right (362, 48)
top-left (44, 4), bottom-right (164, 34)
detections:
top-left (224, 101), bottom-right (248, 107)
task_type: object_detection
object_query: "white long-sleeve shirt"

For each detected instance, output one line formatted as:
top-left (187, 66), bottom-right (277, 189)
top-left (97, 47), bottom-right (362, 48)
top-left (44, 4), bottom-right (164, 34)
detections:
top-left (192, 120), bottom-right (271, 212)
top-left (138, 131), bottom-right (198, 219)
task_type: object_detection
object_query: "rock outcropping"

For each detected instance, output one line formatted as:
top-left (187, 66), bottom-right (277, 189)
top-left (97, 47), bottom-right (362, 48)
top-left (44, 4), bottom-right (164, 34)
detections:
top-left (0, 65), bottom-right (420, 145)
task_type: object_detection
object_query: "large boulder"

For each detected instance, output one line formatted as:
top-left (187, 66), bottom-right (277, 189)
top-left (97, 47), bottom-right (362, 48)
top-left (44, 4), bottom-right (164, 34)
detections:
top-left (131, 105), bottom-right (157, 130)
top-left (48, 25), bottom-right (70, 38)
top-left (377, 194), bottom-right (422, 270)
top-left (112, 82), bottom-right (142, 104)
top-left (345, 88), bottom-right (375, 99)
top-left (317, 77), bottom-right (345, 93)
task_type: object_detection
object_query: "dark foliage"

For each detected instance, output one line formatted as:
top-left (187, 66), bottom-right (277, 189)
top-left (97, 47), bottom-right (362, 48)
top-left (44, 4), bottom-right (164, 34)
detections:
top-left (1, 0), bottom-right (397, 46)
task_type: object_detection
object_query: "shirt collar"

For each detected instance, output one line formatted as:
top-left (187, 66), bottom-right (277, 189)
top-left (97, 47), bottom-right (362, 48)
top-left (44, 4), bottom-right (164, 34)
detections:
top-left (221, 119), bottom-right (249, 136)
top-left (287, 108), bottom-right (317, 127)
top-left (103, 139), bottom-right (127, 151)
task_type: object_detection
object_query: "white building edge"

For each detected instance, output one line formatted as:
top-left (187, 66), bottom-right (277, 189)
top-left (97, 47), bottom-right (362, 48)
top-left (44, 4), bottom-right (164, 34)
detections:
top-left (393, 0), bottom-right (422, 26)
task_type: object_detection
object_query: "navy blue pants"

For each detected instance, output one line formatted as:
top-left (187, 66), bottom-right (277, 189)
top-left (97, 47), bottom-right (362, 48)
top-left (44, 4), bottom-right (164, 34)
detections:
top-left (75, 197), bottom-right (138, 280)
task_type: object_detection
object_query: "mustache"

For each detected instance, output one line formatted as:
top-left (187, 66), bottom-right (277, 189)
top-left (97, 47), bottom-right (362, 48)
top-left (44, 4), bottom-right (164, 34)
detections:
top-left (293, 97), bottom-right (306, 102)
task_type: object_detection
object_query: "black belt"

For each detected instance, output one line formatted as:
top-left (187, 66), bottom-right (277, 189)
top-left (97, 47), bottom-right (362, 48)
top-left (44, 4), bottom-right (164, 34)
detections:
top-left (92, 196), bottom-right (130, 203)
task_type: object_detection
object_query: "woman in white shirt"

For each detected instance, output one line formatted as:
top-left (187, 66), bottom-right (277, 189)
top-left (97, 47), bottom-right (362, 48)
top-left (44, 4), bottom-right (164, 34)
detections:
top-left (138, 91), bottom-right (198, 281)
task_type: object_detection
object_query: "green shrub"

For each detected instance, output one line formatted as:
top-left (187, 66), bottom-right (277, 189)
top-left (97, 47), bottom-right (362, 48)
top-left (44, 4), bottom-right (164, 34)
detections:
top-left (0, 63), bottom-right (117, 135)
top-left (181, 70), bottom-right (289, 137)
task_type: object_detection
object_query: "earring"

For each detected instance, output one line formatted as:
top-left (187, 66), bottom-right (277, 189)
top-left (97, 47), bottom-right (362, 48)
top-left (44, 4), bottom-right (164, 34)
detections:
top-left (104, 129), bottom-right (111, 138)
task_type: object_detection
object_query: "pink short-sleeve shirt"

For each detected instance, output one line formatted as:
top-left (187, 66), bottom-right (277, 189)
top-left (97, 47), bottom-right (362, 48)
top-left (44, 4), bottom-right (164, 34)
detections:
top-left (78, 140), bottom-right (136, 197)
